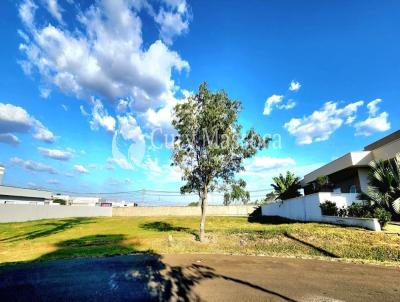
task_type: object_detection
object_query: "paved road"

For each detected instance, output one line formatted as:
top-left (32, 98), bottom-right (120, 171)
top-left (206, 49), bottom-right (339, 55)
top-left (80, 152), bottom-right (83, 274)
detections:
top-left (0, 254), bottom-right (399, 301)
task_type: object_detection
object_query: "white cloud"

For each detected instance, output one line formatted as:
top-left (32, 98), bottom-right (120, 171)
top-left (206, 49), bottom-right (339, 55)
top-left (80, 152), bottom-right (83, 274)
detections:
top-left (263, 95), bottom-right (284, 116)
top-left (80, 105), bottom-right (89, 116)
top-left (0, 103), bottom-right (55, 143)
top-left (355, 99), bottom-right (390, 136)
top-left (355, 113), bottom-right (390, 137)
top-left (18, 0), bottom-right (190, 114)
top-left (106, 177), bottom-right (132, 187)
top-left (47, 178), bottom-right (59, 184)
top-left (141, 157), bottom-right (183, 184)
top-left (142, 156), bottom-right (162, 175)
top-left (241, 162), bottom-right (325, 191)
top-left (117, 114), bottom-right (144, 142)
top-left (74, 164), bottom-right (89, 174)
top-left (38, 147), bottom-right (72, 161)
top-left (104, 158), bottom-right (116, 170)
top-left (154, 0), bottom-right (191, 45)
top-left (90, 99), bottom-right (116, 133)
top-left (39, 87), bottom-right (51, 99)
top-left (10, 157), bottom-right (57, 174)
top-left (367, 98), bottom-right (382, 116)
top-left (263, 93), bottom-right (296, 116)
top-left (45, 0), bottom-right (63, 23)
top-left (61, 104), bottom-right (68, 111)
top-left (0, 133), bottom-right (20, 146)
top-left (116, 99), bottom-right (128, 113)
top-left (289, 80), bottom-right (301, 92)
top-left (285, 101), bottom-right (364, 145)
top-left (18, 0), bottom-right (37, 28)
top-left (277, 99), bottom-right (296, 110)
top-left (33, 122), bottom-right (56, 142)
top-left (244, 156), bottom-right (296, 173)
top-left (143, 95), bottom-right (176, 130)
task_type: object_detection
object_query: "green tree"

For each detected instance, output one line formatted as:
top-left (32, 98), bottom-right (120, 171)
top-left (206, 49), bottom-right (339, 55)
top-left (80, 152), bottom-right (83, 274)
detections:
top-left (360, 153), bottom-right (400, 217)
top-left (271, 171), bottom-right (301, 200)
top-left (172, 82), bottom-right (268, 241)
top-left (313, 175), bottom-right (333, 193)
top-left (223, 179), bottom-right (250, 206)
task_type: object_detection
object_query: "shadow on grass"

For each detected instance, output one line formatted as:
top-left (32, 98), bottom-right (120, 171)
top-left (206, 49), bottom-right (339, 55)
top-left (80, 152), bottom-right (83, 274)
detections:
top-left (0, 232), bottom-right (298, 302)
top-left (140, 221), bottom-right (198, 239)
top-left (283, 232), bottom-right (339, 258)
top-left (37, 233), bottom-right (142, 261)
top-left (248, 206), bottom-right (301, 225)
top-left (0, 218), bottom-right (94, 243)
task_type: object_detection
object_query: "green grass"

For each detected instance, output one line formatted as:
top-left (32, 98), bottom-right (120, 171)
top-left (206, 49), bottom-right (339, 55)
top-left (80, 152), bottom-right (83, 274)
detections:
top-left (0, 216), bottom-right (399, 265)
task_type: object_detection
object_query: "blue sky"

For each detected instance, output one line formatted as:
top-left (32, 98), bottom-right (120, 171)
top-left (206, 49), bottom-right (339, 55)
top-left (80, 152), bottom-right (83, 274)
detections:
top-left (0, 0), bottom-right (398, 202)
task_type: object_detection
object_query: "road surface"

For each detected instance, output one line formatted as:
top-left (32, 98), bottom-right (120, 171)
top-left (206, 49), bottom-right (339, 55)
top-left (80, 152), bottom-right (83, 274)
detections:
top-left (0, 254), bottom-right (399, 301)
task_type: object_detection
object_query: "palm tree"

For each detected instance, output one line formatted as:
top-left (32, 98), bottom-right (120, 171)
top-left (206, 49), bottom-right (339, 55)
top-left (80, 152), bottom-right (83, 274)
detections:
top-left (271, 171), bottom-right (302, 201)
top-left (313, 175), bottom-right (333, 192)
top-left (364, 153), bottom-right (400, 217)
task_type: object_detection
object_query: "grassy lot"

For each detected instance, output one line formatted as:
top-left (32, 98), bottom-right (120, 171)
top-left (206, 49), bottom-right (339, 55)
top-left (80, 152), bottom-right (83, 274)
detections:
top-left (0, 216), bottom-right (399, 265)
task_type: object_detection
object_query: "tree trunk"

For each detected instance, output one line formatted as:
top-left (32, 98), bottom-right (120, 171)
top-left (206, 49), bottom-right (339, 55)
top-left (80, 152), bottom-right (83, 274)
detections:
top-left (199, 185), bottom-right (208, 242)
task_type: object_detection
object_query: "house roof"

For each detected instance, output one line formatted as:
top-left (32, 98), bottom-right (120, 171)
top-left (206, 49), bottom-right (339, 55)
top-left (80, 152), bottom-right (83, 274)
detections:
top-left (0, 185), bottom-right (52, 199)
top-left (364, 130), bottom-right (400, 151)
top-left (301, 151), bottom-right (373, 185)
top-left (301, 130), bottom-right (400, 186)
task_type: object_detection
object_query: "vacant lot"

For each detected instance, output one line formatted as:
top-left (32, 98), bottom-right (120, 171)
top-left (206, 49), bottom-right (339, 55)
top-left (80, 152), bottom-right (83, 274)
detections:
top-left (0, 216), bottom-right (399, 265)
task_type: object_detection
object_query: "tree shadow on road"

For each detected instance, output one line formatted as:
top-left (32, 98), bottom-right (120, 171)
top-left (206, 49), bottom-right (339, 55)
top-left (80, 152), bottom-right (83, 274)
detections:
top-left (0, 218), bottom-right (94, 243)
top-left (0, 233), bottom-right (298, 302)
top-left (162, 263), bottom-right (298, 302)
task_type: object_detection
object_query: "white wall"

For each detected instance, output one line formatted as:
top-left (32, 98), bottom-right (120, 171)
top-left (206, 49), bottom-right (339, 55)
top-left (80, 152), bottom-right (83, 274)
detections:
top-left (261, 193), bottom-right (380, 231)
top-left (0, 204), bottom-right (112, 223)
top-left (358, 168), bottom-right (369, 193)
top-left (0, 167), bottom-right (4, 185)
top-left (113, 205), bottom-right (258, 217)
top-left (0, 204), bottom-right (256, 223)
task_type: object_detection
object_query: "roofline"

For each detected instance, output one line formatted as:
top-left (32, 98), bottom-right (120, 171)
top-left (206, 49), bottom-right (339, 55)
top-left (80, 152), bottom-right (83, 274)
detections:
top-left (301, 151), bottom-right (372, 185)
top-left (364, 130), bottom-right (400, 151)
top-left (0, 184), bottom-right (52, 193)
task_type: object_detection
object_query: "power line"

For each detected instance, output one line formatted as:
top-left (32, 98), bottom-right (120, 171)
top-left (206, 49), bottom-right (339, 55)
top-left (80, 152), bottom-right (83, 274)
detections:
top-left (54, 187), bottom-right (273, 196)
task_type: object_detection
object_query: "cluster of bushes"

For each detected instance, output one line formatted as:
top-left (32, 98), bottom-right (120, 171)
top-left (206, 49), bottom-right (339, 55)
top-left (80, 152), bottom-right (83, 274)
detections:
top-left (319, 200), bottom-right (392, 228)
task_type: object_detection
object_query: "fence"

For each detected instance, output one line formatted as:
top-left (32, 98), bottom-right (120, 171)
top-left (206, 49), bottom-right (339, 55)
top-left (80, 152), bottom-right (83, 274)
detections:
top-left (0, 204), bottom-right (257, 223)
top-left (261, 193), bottom-right (380, 231)
top-left (0, 204), bottom-right (112, 223)
top-left (113, 205), bottom-right (258, 217)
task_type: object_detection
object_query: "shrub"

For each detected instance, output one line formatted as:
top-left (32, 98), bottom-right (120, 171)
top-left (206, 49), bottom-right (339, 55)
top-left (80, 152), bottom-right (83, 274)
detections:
top-left (320, 200), bottom-right (338, 216)
top-left (52, 198), bottom-right (67, 205)
top-left (373, 208), bottom-right (392, 228)
top-left (337, 206), bottom-right (348, 217)
top-left (347, 202), bottom-right (374, 218)
top-left (320, 200), bottom-right (392, 228)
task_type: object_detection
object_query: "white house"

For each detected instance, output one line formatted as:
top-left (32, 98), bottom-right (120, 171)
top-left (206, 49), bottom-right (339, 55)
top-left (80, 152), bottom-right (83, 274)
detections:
top-left (0, 185), bottom-right (53, 205)
top-left (301, 130), bottom-right (400, 194)
top-left (262, 131), bottom-right (400, 231)
top-left (70, 197), bottom-right (103, 206)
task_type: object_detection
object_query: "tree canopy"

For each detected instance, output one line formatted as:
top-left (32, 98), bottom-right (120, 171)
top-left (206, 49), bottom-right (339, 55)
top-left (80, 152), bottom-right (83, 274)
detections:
top-left (172, 82), bottom-right (269, 241)
top-left (271, 171), bottom-right (302, 201)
